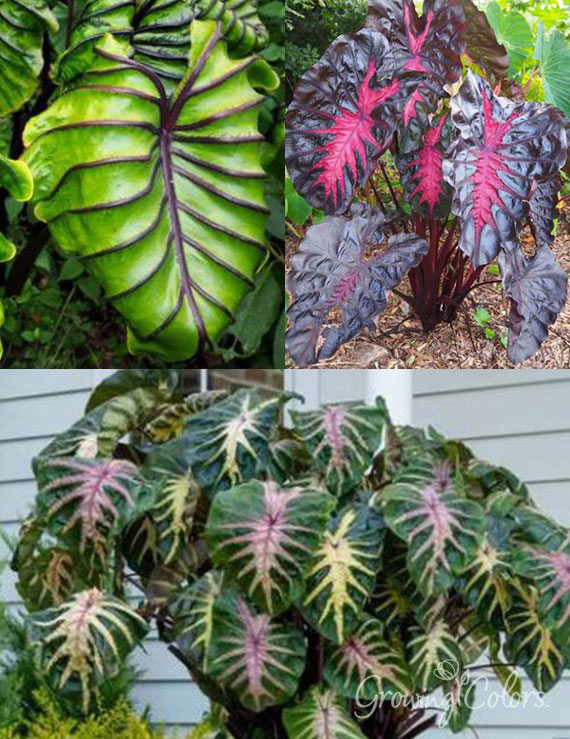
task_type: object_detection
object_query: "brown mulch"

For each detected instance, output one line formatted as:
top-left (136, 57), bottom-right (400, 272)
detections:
top-left (285, 206), bottom-right (570, 369)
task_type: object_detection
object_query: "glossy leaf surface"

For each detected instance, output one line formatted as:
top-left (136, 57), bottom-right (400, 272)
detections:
top-left (206, 479), bottom-right (334, 614)
top-left (457, 0), bottom-right (509, 82)
top-left (444, 72), bottom-right (568, 266)
top-left (286, 205), bottom-right (428, 366)
top-left (292, 397), bottom-right (388, 496)
top-left (499, 243), bottom-right (567, 364)
top-left (302, 506), bottom-right (384, 643)
top-left (283, 688), bottom-right (367, 739)
top-left (381, 457), bottom-right (485, 596)
top-left (206, 588), bottom-right (306, 711)
top-left (24, 23), bottom-right (279, 361)
top-left (529, 176), bottom-right (560, 250)
top-left (285, 30), bottom-right (415, 214)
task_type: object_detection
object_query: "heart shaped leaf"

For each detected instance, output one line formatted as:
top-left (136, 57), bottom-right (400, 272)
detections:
top-left (283, 688), bottom-right (367, 739)
top-left (24, 23), bottom-right (279, 362)
top-left (302, 506), bottom-right (384, 644)
top-left (323, 616), bottom-right (413, 699)
top-left (206, 479), bottom-right (334, 614)
top-left (286, 205), bottom-right (428, 366)
top-left (206, 588), bottom-right (306, 711)
top-left (291, 397), bottom-right (389, 496)
top-left (408, 620), bottom-right (463, 691)
top-left (381, 457), bottom-right (485, 596)
top-left (285, 29), bottom-right (416, 214)
top-left (32, 588), bottom-right (149, 712)
top-left (499, 243), bottom-right (567, 364)
top-left (444, 72), bottom-right (568, 266)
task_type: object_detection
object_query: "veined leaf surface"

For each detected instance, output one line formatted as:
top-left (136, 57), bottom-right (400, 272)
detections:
top-left (206, 588), bottom-right (306, 711)
top-left (85, 368), bottom-right (179, 412)
top-left (206, 479), bottom-right (334, 614)
top-left (0, 0), bottom-right (58, 117)
top-left (380, 457), bottom-right (485, 596)
top-left (283, 688), bottom-right (367, 739)
top-left (323, 616), bottom-right (413, 699)
top-left (184, 389), bottom-right (290, 494)
top-left (302, 506), bottom-right (384, 644)
top-left (292, 398), bottom-right (389, 496)
top-left (24, 22), bottom-right (279, 361)
top-left (143, 389), bottom-right (228, 442)
top-left (408, 620), bottom-right (463, 691)
top-left (32, 588), bottom-right (148, 712)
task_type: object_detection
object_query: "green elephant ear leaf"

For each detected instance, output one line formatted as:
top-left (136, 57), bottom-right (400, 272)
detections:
top-left (504, 585), bottom-right (565, 692)
top-left (291, 398), bottom-right (389, 496)
top-left (485, 1), bottom-right (533, 73)
top-left (535, 22), bottom-right (570, 119)
top-left (143, 437), bottom-right (205, 564)
top-left (206, 588), bottom-right (307, 712)
top-left (196, 0), bottom-right (269, 57)
top-left (511, 544), bottom-right (570, 637)
top-left (143, 389), bottom-right (229, 443)
top-left (323, 616), bottom-right (413, 700)
top-left (35, 457), bottom-right (146, 564)
top-left (184, 389), bottom-right (292, 494)
top-left (283, 688), bottom-right (367, 739)
top-left (24, 22), bottom-right (279, 362)
top-left (170, 570), bottom-right (223, 671)
top-left (206, 479), bottom-right (334, 614)
top-left (408, 621), bottom-right (463, 692)
top-left (302, 506), bottom-right (384, 644)
top-left (444, 674), bottom-right (476, 732)
top-left (85, 369), bottom-right (179, 413)
top-left (0, 0), bottom-right (58, 117)
top-left (32, 588), bottom-right (149, 712)
top-left (380, 458), bottom-right (485, 597)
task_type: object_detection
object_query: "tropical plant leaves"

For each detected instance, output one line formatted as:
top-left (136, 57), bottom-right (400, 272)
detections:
top-left (85, 369), bottom-right (179, 413)
top-left (504, 585), bottom-right (565, 692)
top-left (457, 0), bottom-right (509, 83)
top-left (35, 456), bottom-right (147, 562)
top-left (323, 616), bottom-right (413, 700)
top-left (0, 0), bottom-right (58, 117)
top-left (302, 506), bottom-right (384, 644)
top-left (143, 390), bottom-right (229, 443)
top-left (529, 176), bottom-right (561, 250)
top-left (286, 205), bottom-right (428, 366)
top-left (408, 620), bottom-right (463, 692)
top-left (535, 22), bottom-right (570, 120)
top-left (206, 479), bottom-right (334, 614)
top-left (285, 29), bottom-right (417, 215)
top-left (292, 397), bottom-right (388, 496)
top-left (396, 108), bottom-right (454, 220)
top-left (283, 688), bottom-right (367, 739)
top-left (443, 72), bottom-right (568, 267)
top-left (380, 457), bottom-right (485, 596)
top-left (444, 674), bottom-right (475, 732)
top-left (206, 588), bottom-right (306, 711)
top-left (365, 0), bottom-right (465, 85)
top-left (32, 588), bottom-right (149, 712)
top-left (184, 389), bottom-right (290, 494)
top-left (24, 23), bottom-right (279, 362)
top-left (485, 1), bottom-right (533, 74)
top-left (498, 242), bottom-right (567, 364)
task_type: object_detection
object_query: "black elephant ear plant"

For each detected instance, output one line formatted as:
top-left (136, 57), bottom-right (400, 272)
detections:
top-left (285, 0), bottom-right (569, 367)
top-left (11, 369), bottom-right (570, 738)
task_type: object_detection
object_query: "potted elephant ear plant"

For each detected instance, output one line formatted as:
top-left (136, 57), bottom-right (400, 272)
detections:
top-left (12, 369), bottom-right (570, 737)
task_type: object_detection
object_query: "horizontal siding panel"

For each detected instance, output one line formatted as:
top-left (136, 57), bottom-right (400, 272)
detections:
top-left (134, 642), bottom-right (192, 683)
top-left (528, 482), bottom-right (570, 527)
top-left (413, 381), bottom-right (570, 440)
top-left (0, 437), bottom-right (50, 481)
top-left (132, 682), bottom-right (207, 725)
top-left (413, 369), bottom-right (570, 395)
top-left (462, 432), bottom-right (570, 484)
top-left (431, 730), bottom-right (570, 738)
top-left (0, 371), bottom-right (93, 400)
top-left (0, 480), bottom-right (37, 521)
top-left (319, 370), bottom-right (369, 403)
top-left (0, 392), bottom-right (89, 442)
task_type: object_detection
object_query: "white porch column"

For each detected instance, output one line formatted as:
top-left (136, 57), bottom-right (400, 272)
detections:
top-left (365, 370), bottom-right (412, 425)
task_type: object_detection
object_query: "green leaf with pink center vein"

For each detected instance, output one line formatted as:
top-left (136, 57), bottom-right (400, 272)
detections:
top-left (512, 544), bottom-right (570, 638)
top-left (408, 620), bottom-right (464, 692)
top-left (206, 479), bottom-right (334, 615)
top-left (205, 588), bottom-right (306, 712)
top-left (283, 687), bottom-right (367, 739)
top-left (323, 616), bottom-right (414, 700)
top-left (302, 506), bottom-right (385, 644)
top-left (291, 398), bottom-right (389, 496)
top-left (36, 456), bottom-right (147, 564)
top-left (380, 457), bottom-right (485, 597)
top-left (32, 588), bottom-right (148, 713)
